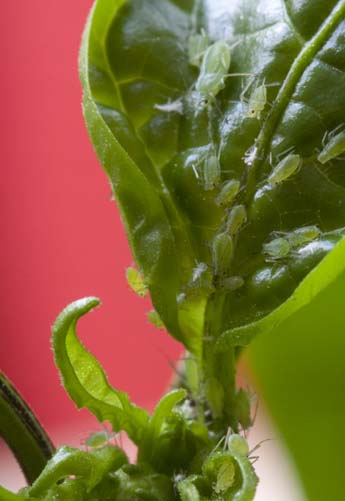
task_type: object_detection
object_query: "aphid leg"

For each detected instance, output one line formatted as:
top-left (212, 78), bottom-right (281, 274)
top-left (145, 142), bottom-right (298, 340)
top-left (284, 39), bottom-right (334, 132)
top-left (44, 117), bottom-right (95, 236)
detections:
top-left (275, 145), bottom-right (295, 162)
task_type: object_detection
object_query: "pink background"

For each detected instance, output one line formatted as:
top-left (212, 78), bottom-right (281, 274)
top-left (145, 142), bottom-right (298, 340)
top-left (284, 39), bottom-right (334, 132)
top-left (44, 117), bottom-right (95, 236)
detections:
top-left (0, 0), bottom-right (181, 439)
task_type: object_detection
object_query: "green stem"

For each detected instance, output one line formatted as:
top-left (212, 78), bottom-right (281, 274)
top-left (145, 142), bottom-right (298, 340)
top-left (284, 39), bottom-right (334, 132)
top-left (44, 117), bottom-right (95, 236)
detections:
top-left (0, 372), bottom-right (54, 484)
top-left (203, 292), bottom-right (238, 431)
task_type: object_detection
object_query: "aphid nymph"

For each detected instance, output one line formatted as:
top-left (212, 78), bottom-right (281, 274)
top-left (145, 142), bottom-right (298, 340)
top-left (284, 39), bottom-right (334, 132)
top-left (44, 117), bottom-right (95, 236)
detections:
top-left (215, 179), bottom-right (240, 207)
top-left (226, 204), bottom-right (247, 236)
top-left (204, 153), bottom-right (221, 190)
top-left (317, 126), bottom-right (345, 164)
top-left (268, 152), bottom-right (301, 186)
top-left (195, 40), bottom-right (231, 101)
top-left (212, 232), bottom-right (234, 277)
top-left (126, 266), bottom-right (147, 297)
top-left (263, 237), bottom-right (290, 260)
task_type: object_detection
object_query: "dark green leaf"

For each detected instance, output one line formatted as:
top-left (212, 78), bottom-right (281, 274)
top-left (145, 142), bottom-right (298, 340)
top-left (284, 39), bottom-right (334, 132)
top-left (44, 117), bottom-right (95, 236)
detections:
top-left (0, 372), bottom-right (54, 484)
top-left (52, 297), bottom-right (149, 445)
top-left (81, 0), bottom-right (345, 354)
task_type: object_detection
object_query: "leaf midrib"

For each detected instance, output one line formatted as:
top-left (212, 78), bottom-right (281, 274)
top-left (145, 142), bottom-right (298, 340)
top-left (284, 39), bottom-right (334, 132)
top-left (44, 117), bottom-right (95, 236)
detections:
top-left (246, 0), bottom-right (345, 202)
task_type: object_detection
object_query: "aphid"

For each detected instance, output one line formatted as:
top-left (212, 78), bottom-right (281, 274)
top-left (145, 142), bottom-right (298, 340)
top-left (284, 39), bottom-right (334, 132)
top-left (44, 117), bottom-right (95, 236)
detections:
top-left (203, 153), bottom-right (221, 190)
top-left (126, 266), bottom-right (147, 297)
top-left (85, 430), bottom-right (113, 449)
top-left (226, 204), bottom-right (247, 236)
top-left (227, 433), bottom-right (250, 457)
top-left (188, 30), bottom-right (209, 67)
top-left (317, 127), bottom-right (345, 164)
top-left (215, 179), bottom-right (240, 207)
top-left (154, 98), bottom-right (183, 115)
top-left (268, 152), bottom-right (301, 186)
top-left (147, 310), bottom-right (165, 329)
top-left (263, 237), bottom-right (290, 259)
top-left (221, 275), bottom-right (244, 292)
top-left (195, 40), bottom-right (231, 101)
top-left (246, 81), bottom-right (267, 119)
top-left (214, 458), bottom-right (235, 494)
top-left (287, 225), bottom-right (320, 248)
top-left (212, 232), bottom-right (234, 277)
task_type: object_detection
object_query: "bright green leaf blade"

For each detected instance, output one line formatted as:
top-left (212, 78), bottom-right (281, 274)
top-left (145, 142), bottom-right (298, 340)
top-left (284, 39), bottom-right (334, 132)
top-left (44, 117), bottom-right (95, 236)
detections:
top-left (0, 372), bottom-right (54, 485)
top-left (0, 486), bottom-right (37, 501)
top-left (52, 297), bottom-right (149, 445)
top-left (248, 267), bottom-right (345, 500)
top-left (216, 238), bottom-right (345, 351)
top-left (79, 2), bottom-right (189, 349)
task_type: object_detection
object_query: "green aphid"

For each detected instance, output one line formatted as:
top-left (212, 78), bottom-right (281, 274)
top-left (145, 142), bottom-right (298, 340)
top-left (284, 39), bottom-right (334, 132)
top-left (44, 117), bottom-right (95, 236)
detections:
top-left (226, 204), bottom-right (247, 236)
top-left (147, 310), bottom-right (165, 329)
top-left (126, 266), bottom-right (147, 297)
top-left (212, 233), bottom-right (234, 277)
top-left (85, 430), bottom-right (111, 448)
top-left (288, 225), bottom-right (320, 248)
top-left (227, 434), bottom-right (249, 457)
top-left (222, 275), bottom-right (244, 292)
top-left (188, 30), bottom-right (209, 67)
top-left (246, 82), bottom-right (267, 120)
top-left (214, 459), bottom-right (235, 494)
top-left (195, 40), bottom-right (231, 100)
top-left (268, 153), bottom-right (301, 186)
top-left (204, 154), bottom-right (221, 190)
top-left (317, 128), bottom-right (345, 164)
top-left (263, 237), bottom-right (290, 259)
top-left (215, 179), bottom-right (240, 207)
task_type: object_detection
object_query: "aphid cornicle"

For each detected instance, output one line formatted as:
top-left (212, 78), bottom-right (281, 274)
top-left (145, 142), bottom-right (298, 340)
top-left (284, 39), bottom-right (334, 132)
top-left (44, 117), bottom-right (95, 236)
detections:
top-left (215, 179), bottom-right (240, 207)
top-left (126, 266), bottom-right (147, 297)
top-left (226, 204), bottom-right (247, 236)
top-left (317, 128), bottom-right (345, 164)
top-left (268, 153), bottom-right (301, 186)
top-left (195, 40), bottom-right (231, 100)
top-left (188, 30), bottom-right (209, 67)
top-left (212, 232), bottom-right (234, 277)
top-left (204, 154), bottom-right (221, 190)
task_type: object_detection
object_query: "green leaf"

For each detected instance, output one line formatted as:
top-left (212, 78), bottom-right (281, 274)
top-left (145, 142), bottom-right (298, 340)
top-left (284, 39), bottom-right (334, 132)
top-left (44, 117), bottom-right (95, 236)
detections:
top-left (0, 372), bottom-right (54, 484)
top-left (27, 445), bottom-right (127, 498)
top-left (248, 266), bottom-right (345, 501)
top-left (52, 297), bottom-right (149, 445)
top-left (80, 0), bottom-right (345, 357)
top-left (138, 389), bottom-right (186, 464)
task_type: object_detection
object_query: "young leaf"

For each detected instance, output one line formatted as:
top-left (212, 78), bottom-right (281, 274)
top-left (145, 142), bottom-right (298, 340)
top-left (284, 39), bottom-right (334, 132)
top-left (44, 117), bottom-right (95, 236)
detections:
top-left (52, 297), bottom-right (149, 445)
top-left (138, 389), bottom-right (186, 464)
top-left (27, 445), bottom-right (127, 498)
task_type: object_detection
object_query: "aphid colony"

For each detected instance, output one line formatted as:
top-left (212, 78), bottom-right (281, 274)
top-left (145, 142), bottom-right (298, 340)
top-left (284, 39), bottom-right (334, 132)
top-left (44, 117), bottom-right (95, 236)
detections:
top-left (155, 32), bottom-right (345, 301)
top-left (263, 225), bottom-right (320, 261)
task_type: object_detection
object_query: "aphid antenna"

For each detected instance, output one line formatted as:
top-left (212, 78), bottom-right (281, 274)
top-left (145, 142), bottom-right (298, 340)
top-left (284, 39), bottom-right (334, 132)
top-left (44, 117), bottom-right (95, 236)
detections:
top-left (328, 122), bottom-right (345, 139)
top-left (248, 437), bottom-right (273, 456)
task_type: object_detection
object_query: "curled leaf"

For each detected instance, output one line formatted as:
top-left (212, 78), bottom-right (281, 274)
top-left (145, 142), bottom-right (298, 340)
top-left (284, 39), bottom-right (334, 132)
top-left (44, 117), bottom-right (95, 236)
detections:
top-left (52, 297), bottom-right (149, 445)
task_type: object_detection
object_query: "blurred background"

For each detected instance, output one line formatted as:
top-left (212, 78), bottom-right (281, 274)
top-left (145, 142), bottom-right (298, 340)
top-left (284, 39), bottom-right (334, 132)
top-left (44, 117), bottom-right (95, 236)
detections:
top-left (0, 2), bottom-right (303, 499)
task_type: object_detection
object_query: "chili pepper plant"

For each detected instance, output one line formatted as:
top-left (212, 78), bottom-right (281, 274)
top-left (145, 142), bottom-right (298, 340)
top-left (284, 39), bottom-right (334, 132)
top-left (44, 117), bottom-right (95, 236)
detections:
top-left (2, 1), bottom-right (345, 499)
